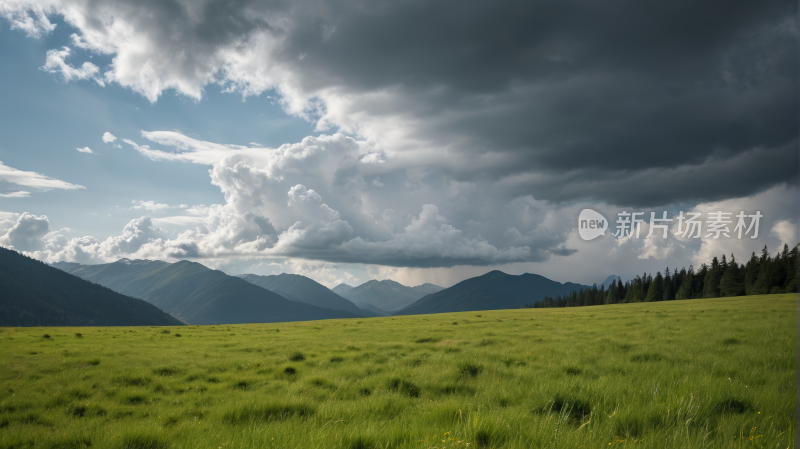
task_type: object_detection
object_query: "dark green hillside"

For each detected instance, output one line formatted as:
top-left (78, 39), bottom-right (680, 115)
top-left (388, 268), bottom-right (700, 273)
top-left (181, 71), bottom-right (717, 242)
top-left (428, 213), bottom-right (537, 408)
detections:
top-left (396, 270), bottom-right (588, 315)
top-left (60, 259), bottom-right (363, 325)
top-left (238, 273), bottom-right (375, 316)
top-left (0, 248), bottom-right (181, 326)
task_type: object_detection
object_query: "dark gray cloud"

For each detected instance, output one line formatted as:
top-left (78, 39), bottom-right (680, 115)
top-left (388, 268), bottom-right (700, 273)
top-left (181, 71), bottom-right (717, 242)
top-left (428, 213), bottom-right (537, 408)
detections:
top-left (277, 0), bottom-right (797, 204)
top-left (12, 0), bottom-right (794, 206)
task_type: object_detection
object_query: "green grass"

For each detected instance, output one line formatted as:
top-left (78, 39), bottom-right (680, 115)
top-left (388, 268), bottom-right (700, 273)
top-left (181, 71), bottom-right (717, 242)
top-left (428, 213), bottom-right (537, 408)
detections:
top-left (0, 294), bottom-right (794, 448)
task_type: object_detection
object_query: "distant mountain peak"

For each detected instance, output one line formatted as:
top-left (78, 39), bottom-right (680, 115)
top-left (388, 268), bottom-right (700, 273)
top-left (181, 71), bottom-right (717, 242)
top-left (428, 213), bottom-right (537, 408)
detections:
top-left (331, 283), bottom-right (354, 295)
top-left (601, 275), bottom-right (621, 289)
top-left (336, 278), bottom-right (437, 312)
top-left (237, 272), bottom-right (375, 317)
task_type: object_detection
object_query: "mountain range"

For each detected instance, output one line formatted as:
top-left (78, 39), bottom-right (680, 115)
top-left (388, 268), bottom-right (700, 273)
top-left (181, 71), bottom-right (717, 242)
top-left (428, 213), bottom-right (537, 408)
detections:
top-left (237, 273), bottom-right (378, 316)
top-left (336, 280), bottom-right (445, 312)
top-left (0, 248), bottom-right (181, 327)
top-left (38, 256), bottom-right (608, 325)
top-left (54, 259), bottom-right (362, 325)
top-left (395, 270), bottom-right (590, 315)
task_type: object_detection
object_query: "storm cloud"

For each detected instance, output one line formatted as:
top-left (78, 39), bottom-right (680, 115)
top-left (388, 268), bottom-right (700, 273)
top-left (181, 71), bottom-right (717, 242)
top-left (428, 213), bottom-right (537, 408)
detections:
top-left (1, 0), bottom-right (796, 271)
top-left (4, 0), bottom-right (795, 204)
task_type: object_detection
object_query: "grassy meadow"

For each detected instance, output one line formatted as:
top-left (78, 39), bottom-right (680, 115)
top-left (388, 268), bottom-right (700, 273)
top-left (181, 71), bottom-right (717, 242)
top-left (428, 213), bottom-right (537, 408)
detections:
top-left (0, 294), bottom-right (794, 449)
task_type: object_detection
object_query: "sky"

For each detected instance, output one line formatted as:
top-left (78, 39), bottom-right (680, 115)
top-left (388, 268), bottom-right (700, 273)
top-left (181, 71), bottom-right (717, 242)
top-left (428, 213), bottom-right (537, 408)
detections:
top-left (0, 0), bottom-right (797, 288)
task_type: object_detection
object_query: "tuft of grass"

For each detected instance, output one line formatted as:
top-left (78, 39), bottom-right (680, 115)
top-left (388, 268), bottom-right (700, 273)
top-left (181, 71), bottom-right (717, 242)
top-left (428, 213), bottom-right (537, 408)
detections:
top-left (545, 395), bottom-right (591, 423)
top-left (21, 413), bottom-right (51, 426)
top-left (715, 398), bottom-right (753, 414)
top-left (117, 376), bottom-right (150, 386)
top-left (124, 395), bottom-right (148, 405)
top-left (288, 352), bottom-right (306, 361)
top-left (118, 435), bottom-right (166, 449)
top-left (48, 437), bottom-right (92, 449)
top-left (349, 437), bottom-right (373, 449)
top-left (232, 381), bottom-right (251, 390)
top-left (414, 337), bottom-right (440, 343)
top-left (474, 429), bottom-right (491, 448)
top-left (437, 384), bottom-right (475, 396)
top-left (460, 363), bottom-right (482, 377)
top-left (630, 353), bottom-right (663, 362)
top-left (387, 378), bottom-right (420, 398)
top-left (222, 403), bottom-right (315, 424)
top-left (163, 416), bottom-right (180, 427)
top-left (152, 367), bottom-right (180, 377)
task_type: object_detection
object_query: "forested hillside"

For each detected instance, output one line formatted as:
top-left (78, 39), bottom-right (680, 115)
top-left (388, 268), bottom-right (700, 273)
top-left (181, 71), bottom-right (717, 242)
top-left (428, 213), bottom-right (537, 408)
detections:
top-left (534, 244), bottom-right (798, 308)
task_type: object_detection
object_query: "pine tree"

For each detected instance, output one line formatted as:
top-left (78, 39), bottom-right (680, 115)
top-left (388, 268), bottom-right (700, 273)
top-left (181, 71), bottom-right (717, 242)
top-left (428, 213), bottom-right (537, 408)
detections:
top-left (676, 266), bottom-right (693, 300)
top-left (768, 245), bottom-right (787, 293)
top-left (752, 246), bottom-right (771, 294)
top-left (702, 257), bottom-right (721, 298)
top-left (663, 267), bottom-right (675, 301)
top-left (719, 254), bottom-right (744, 297)
top-left (785, 244), bottom-right (798, 293)
top-left (596, 284), bottom-right (605, 306)
top-left (606, 279), bottom-right (619, 304)
top-left (630, 276), bottom-right (644, 302)
top-left (645, 272), bottom-right (664, 302)
top-left (744, 251), bottom-right (760, 294)
top-left (694, 264), bottom-right (708, 298)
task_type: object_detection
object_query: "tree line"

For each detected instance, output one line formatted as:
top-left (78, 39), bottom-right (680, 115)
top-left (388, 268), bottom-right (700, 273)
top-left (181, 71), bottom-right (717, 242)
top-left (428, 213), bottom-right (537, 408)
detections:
top-left (529, 243), bottom-right (797, 309)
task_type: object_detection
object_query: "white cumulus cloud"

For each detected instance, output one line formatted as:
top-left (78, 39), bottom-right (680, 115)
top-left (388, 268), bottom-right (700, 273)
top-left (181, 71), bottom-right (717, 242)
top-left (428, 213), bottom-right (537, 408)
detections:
top-left (41, 46), bottom-right (105, 86)
top-left (0, 3), bottom-right (55, 38)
